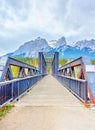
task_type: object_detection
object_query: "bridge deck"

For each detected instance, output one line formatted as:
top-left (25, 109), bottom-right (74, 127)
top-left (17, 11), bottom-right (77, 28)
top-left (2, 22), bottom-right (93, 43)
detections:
top-left (15, 75), bottom-right (82, 107)
top-left (0, 75), bottom-right (95, 130)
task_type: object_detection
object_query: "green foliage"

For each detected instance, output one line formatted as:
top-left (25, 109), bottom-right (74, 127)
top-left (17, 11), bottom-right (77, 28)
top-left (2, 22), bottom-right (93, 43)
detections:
top-left (92, 60), bottom-right (95, 65)
top-left (15, 57), bottom-right (39, 67)
top-left (45, 58), bottom-right (53, 62)
top-left (11, 66), bottom-right (20, 78)
top-left (0, 104), bottom-right (14, 120)
top-left (11, 57), bottom-right (39, 77)
top-left (47, 65), bottom-right (51, 74)
top-left (59, 58), bottom-right (68, 67)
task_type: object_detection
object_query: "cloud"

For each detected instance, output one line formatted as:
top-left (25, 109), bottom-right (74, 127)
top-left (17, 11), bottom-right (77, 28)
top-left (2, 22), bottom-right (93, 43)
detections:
top-left (0, 0), bottom-right (68, 37)
top-left (0, 0), bottom-right (95, 41)
top-left (62, 0), bottom-right (95, 43)
top-left (0, 47), bottom-right (6, 56)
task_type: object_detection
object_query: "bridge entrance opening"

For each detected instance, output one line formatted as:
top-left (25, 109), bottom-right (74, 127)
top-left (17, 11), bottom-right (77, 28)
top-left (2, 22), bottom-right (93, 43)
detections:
top-left (39, 52), bottom-right (59, 75)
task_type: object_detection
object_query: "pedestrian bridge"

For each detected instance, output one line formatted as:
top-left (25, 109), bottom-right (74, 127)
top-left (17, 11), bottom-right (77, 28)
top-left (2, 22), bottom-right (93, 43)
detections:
top-left (15, 74), bottom-right (82, 107)
top-left (1, 72), bottom-right (95, 130)
top-left (0, 52), bottom-right (95, 108)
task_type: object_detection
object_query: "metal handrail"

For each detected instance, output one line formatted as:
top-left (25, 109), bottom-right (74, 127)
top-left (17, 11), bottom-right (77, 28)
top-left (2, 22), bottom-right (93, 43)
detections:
top-left (55, 74), bottom-right (88, 102)
top-left (0, 74), bottom-right (46, 107)
top-left (0, 74), bottom-right (46, 86)
top-left (56, 74), bottom-right (86, 82)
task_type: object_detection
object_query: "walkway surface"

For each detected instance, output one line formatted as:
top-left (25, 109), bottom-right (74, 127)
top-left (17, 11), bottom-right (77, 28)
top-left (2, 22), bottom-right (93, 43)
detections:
top-left (0, 75), bottom-right (95, 130)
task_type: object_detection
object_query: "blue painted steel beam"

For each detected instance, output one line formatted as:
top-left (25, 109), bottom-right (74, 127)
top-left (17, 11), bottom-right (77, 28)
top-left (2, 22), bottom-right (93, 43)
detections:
top-left (0, 57), bottom-right (39, 81)
top-left (8, 57), bottom-right (38, 70)
top-left (58, 57), bottom-right (91, 73)
top-left (39, 52), bottom-right (47, 74)
top-left (52, 52), bottom-right (59, 74)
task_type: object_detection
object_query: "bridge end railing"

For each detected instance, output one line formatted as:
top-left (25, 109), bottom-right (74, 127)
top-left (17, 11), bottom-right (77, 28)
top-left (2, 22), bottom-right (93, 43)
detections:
top-left (0, 74), bottom-right (46, 108)
top-left (55, 74), bottom-right (88, 103)
top-left (54, 56), bottom-right (95, 106)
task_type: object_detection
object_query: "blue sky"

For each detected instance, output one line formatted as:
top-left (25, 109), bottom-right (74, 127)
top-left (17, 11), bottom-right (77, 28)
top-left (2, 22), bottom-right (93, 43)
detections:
top-left (0, 0), bottom-right (95, 56)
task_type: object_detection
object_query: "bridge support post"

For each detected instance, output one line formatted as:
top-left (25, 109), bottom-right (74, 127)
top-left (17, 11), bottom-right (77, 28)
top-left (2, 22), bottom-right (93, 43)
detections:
top-left (52, 52), bottom-right (59, 75)
top-left (39, 52), bottom-right (47, 74)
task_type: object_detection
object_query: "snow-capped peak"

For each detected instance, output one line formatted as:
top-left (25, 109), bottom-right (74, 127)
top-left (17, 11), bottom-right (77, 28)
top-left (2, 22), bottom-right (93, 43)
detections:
top-left (48, 40), bottom-right (57, 48)
top-left (48, 36), bottom-right (67, 48)
top-left (3, 36), bottom-right (95, 59)
top-left (70, 39), bottom-right (95, 50)
top-left (56, 36), bottom-right (67, 48)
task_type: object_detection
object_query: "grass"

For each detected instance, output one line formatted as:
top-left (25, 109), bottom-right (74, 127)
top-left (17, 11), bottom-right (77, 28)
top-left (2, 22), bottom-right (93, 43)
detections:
top-left (92, 60), bottom-right (95, 65)
top-left (0, 104), bottom-right (14, 120)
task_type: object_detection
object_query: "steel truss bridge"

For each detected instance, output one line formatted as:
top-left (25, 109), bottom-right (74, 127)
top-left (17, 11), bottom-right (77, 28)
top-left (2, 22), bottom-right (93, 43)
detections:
top-left (0, 52), bottom-right (95, 108)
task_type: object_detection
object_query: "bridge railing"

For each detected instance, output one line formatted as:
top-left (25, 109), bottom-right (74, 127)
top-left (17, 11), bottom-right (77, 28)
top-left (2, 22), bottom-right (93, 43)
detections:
top-left (56, 74), bottom-right (88, 102)
top-left (0, 74), bottom-right (46, 108)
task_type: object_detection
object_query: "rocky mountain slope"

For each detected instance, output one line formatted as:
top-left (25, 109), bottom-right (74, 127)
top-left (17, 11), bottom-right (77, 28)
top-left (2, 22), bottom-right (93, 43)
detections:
top-left (4, 37), bottom-right (95, 59)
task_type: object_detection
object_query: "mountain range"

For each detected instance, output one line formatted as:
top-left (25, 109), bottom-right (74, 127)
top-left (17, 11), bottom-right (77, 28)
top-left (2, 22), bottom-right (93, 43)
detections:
top-left (4, 36), bottom-right (95, 59)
